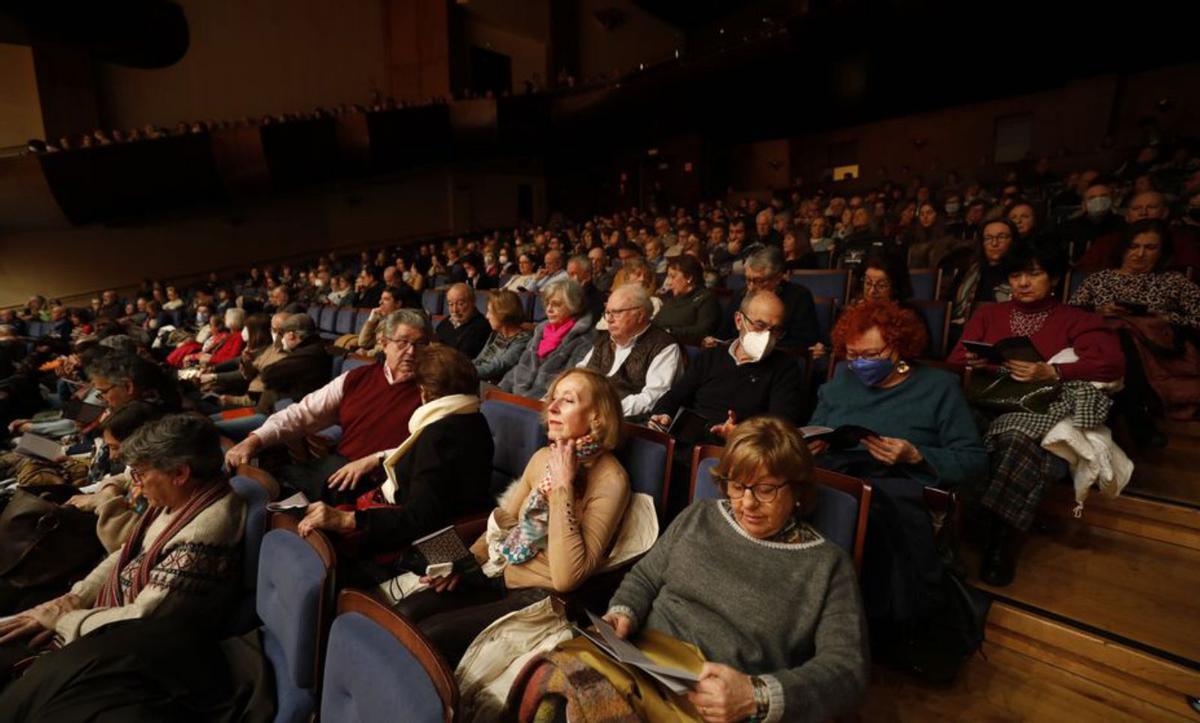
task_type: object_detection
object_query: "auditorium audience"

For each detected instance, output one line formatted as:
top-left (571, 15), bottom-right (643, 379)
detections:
top-left (435, 283), bottom-right (491, 359)
top-left (578, 284), bottom-right (683, 419)
top-left (473, 290), bottom-right (533, 383)
top-left (223, 309), bottom-right (429, 502)
top-left (392, 368), bottom-right (629, 666)
top-left (946, 218), bottom-right (1019, 343)
top-left (499, 280), bottom-right (596, 400)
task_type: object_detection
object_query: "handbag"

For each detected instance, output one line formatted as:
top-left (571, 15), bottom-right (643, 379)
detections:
top-left (0, 489), bottom-right (105, 589)
top-left (966, 369), bottom-right (1060, 415)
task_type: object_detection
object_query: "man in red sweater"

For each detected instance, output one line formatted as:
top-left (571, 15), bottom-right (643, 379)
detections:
top-left (224, 309), bottom-right (429, 501)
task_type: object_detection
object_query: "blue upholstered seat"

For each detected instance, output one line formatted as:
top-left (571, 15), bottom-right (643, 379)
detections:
top-left (319, 612), bottom-right (444, 723)
top-left (334, 308), bottom-right (356, 334)
top-left (226, 475), bottom-right (270, 636)
top-left (480, 398), bottom-right (546, 493)
top-left (909, 269), bottom-right (937, 300)
top-left (257, 530), bottom-right (327, 723)
top-left (614, 429), bottom-right (672, 516)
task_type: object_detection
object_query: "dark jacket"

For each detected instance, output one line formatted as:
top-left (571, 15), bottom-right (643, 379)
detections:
top-left (435, 313), bottom-right (492, 360)
top-left (256, 336), bottom-right (331, 413)
top-left (718, 282), bottom-right (820, 350)
top-left (354, 412), bottom-right (495, 553)
top-left (654, 287), bottom-right (721, 343)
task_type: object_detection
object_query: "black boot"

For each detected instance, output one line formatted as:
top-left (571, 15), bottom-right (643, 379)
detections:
top-left (979, 516), bottom-right (1018, 587)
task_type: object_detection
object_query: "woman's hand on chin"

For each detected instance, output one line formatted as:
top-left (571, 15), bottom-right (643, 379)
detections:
top-left (547, 439), bottom-right (577, 494)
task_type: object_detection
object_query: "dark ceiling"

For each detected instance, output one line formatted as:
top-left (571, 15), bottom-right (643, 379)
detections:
top-left (0, 0), bottom-right (187, 68)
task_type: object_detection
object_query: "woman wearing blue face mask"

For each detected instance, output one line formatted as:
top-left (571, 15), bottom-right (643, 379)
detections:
top-left (806, 300), bottom-right (987, 489)
top-left (804, 301), bottom-right (987, 668)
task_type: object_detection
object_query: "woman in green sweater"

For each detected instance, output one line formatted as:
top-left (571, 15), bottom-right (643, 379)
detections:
top-left (602, 416), bottom-right (868, 722)
top-left (807, 300), bottom-right (986, 487)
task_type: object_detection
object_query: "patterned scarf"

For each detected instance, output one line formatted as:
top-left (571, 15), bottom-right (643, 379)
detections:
top-left (499, 436), bottom-right (603, 565)
top-left (95, 481), bottom-right (230, 608)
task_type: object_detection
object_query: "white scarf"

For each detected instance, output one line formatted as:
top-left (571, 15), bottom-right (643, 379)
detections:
top-left (380, 393), bottom-right (480, 503)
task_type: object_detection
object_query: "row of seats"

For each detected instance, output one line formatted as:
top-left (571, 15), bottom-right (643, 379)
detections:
top-left (306, 306), bottom-right (373, 340)
top-left (251, 391), bottom-right (877, 722)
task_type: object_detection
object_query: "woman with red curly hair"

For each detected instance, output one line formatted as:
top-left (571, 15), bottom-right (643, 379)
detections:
top-left (808, 300), bottom-right (985, 490)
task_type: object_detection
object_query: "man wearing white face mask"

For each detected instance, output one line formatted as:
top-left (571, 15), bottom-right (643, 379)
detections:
top-left (1062, 179), bottom-right (1123, 263)
top-left (650, 290), bottom-right (803, 441)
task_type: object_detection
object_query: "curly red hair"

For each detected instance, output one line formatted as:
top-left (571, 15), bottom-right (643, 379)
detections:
top-left (831, 300), bottom-right (928, 359)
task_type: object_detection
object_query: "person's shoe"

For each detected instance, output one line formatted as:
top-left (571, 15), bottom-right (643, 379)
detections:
top-left (979, 523), bottom-right (1017, 587)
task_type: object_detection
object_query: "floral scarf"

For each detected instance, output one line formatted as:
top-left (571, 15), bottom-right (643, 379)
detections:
top-left (499, 436), bottom-right (603, 565)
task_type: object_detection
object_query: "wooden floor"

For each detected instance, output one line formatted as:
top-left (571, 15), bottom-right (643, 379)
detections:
top-left (970, 523), bottom-right (1200, 664)
top-left (861, 641), bottom-right (1195, 722)
top-left (1123, 421), bottom-right (1200, 507)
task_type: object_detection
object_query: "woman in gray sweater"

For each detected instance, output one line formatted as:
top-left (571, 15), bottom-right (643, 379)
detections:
top-left (604, 416), bottom-right (868, 723)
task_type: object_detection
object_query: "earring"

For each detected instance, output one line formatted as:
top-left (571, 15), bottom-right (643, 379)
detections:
top-left (896, 360), bottom-right (911, 374)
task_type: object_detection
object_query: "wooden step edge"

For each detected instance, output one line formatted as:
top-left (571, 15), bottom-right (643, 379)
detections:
top-left (1040, 487), bottom-right (1200, 551)
top-left (987, 602), bottom-right (1200, 719)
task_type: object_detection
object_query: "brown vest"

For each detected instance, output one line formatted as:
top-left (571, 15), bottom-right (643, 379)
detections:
top-left (587, 325), bottom-right (677, 399)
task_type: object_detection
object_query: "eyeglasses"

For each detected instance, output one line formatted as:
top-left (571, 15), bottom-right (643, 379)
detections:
top-left (982, 233), bottom-right (1012, 244)
top-left (603, 306), bottom-right (641, 320)
top-left (845, 347), bottom-right (889, 361)
top-left (744, 274), bottom-right (781, 288)
top-left (719, 476), bottom-right (788, 503)
top-left (385, 336), bottom-right (427, 351)
top-left (739, 314), bottom-right (783, 335)
top-left (863, 279), bottom-right (892, 291)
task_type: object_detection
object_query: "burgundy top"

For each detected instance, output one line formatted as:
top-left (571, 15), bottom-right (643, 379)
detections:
top-left (337, 363), bottom-right (421, 461)
top-left (948, 298), bottom-right (1125, 382)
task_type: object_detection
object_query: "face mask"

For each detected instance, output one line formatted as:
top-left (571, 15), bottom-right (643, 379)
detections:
top-left (739, 329), bottom-right (776, 362)
top-left (848, 357), bottom-right (895, 387)
top-left (241, 327), bottom-right (250, 342)
top-left (313, 279), bottom-right (324, 288)
top-left (1085, 196), bottom-right (1112, 217)
top-left (499, 255), bottom-right (509, 264)
top-left (196, 313), bottom-right (209, 325)
top-left (945, 202), bottom-right (961, 215)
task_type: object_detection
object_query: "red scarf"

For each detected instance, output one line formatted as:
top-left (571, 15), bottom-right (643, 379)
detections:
top-left (95, 482), bottom-right (231, 608)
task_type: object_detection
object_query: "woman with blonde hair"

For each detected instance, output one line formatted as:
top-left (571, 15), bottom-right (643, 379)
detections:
top-left (394, 367), bottom-right (630, 666)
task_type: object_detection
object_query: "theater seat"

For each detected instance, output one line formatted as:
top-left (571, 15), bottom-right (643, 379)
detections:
top-left (911, 299), bottom-right (952, 358)
top-left (475, 290), bottom-right (492, 316)
top-left (320, 590), bottom-right (456, 723)
top-left (334, 308), bottom-right (355, 334)
top-left (532, 294), bottom-right (546, 322)
top-left (353, 309), bottom-right (372, 333)
top-left (909, 268), bottom-right (939, 300)
top-left (318, 307), bottom-right (339, 339)
top-left (257, 518), bottom-right (336, 723)
top-left (812, 296), bottom-right (838, 345)
top-left (689, 445), bottom-right (871, 570)
top-left (307, 306), bottom-right (322, 324)
top-left (226, 474), bottom-right (271, 636)
top-left (481, 390), bottom-right (546, 495)
top-left (791, 269), bottom-right (850, 304)
top-left (340, 355), bottom-right (374, 374)
top-left (422, 289), bottom-right (444, 316)
top-left (615, 424), bottom-right (674, 519)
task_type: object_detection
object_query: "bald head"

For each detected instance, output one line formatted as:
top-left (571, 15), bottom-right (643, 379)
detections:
top-left (739, 289), bottom-right (785, 325)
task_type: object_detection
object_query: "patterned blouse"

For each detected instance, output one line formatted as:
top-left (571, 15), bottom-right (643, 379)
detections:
top-left (1070, 270), bottom-right (1200, 329)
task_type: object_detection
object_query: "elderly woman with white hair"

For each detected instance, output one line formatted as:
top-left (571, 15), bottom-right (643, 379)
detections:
top-left (176, 308), bottom-right (246, 368)
top-left (499, 279), bottom-right (596, 400)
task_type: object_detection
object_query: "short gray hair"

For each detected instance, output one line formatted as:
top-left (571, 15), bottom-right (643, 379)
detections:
top-left (98, 335), bottom-right (139, 355)
top-left (611, 282), bottom-right (652, 316)
top-left (744, 246), bottom-right (784, 276)
top-left (542, 279), bottom-right (585, 316)
top-left (280, 313), bottom-right (316, 339)
top-left (224, 307), bottom-right (245, 329)
top-left (119, 413), bottom-right (224, 480)
top-left (383, 308), bottom-right (432, 339)
top-left (447, 282), bottom-right (475, 303)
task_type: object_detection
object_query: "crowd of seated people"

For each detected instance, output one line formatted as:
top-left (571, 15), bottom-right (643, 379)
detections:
top-left (0, 137), bottom-right (1198, 719)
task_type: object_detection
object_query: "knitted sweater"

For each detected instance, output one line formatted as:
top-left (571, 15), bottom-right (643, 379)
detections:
top-left (499, 313), bottom-right (597, 400)
top-left (56, 489), bottom-right (245, 644)
top-left (607, 501), bottom-right (868, 723)
top-left (809, 365), bottom-right (987, 487)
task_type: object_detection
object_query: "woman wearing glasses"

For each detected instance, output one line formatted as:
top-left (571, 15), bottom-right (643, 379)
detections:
top-left (591, 417), bottom-right (868, 723)
top-left (0, 415), bottom-right (245, 681)
top-left (945, 217), bottom-right (1019, 347)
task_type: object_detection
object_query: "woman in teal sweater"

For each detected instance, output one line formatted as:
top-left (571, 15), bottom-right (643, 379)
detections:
top-left (808, 301), bottom-right (986, 487)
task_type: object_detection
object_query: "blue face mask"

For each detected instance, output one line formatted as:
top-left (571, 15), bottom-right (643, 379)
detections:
top-left (848, 357), bottom-right (895, 387)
